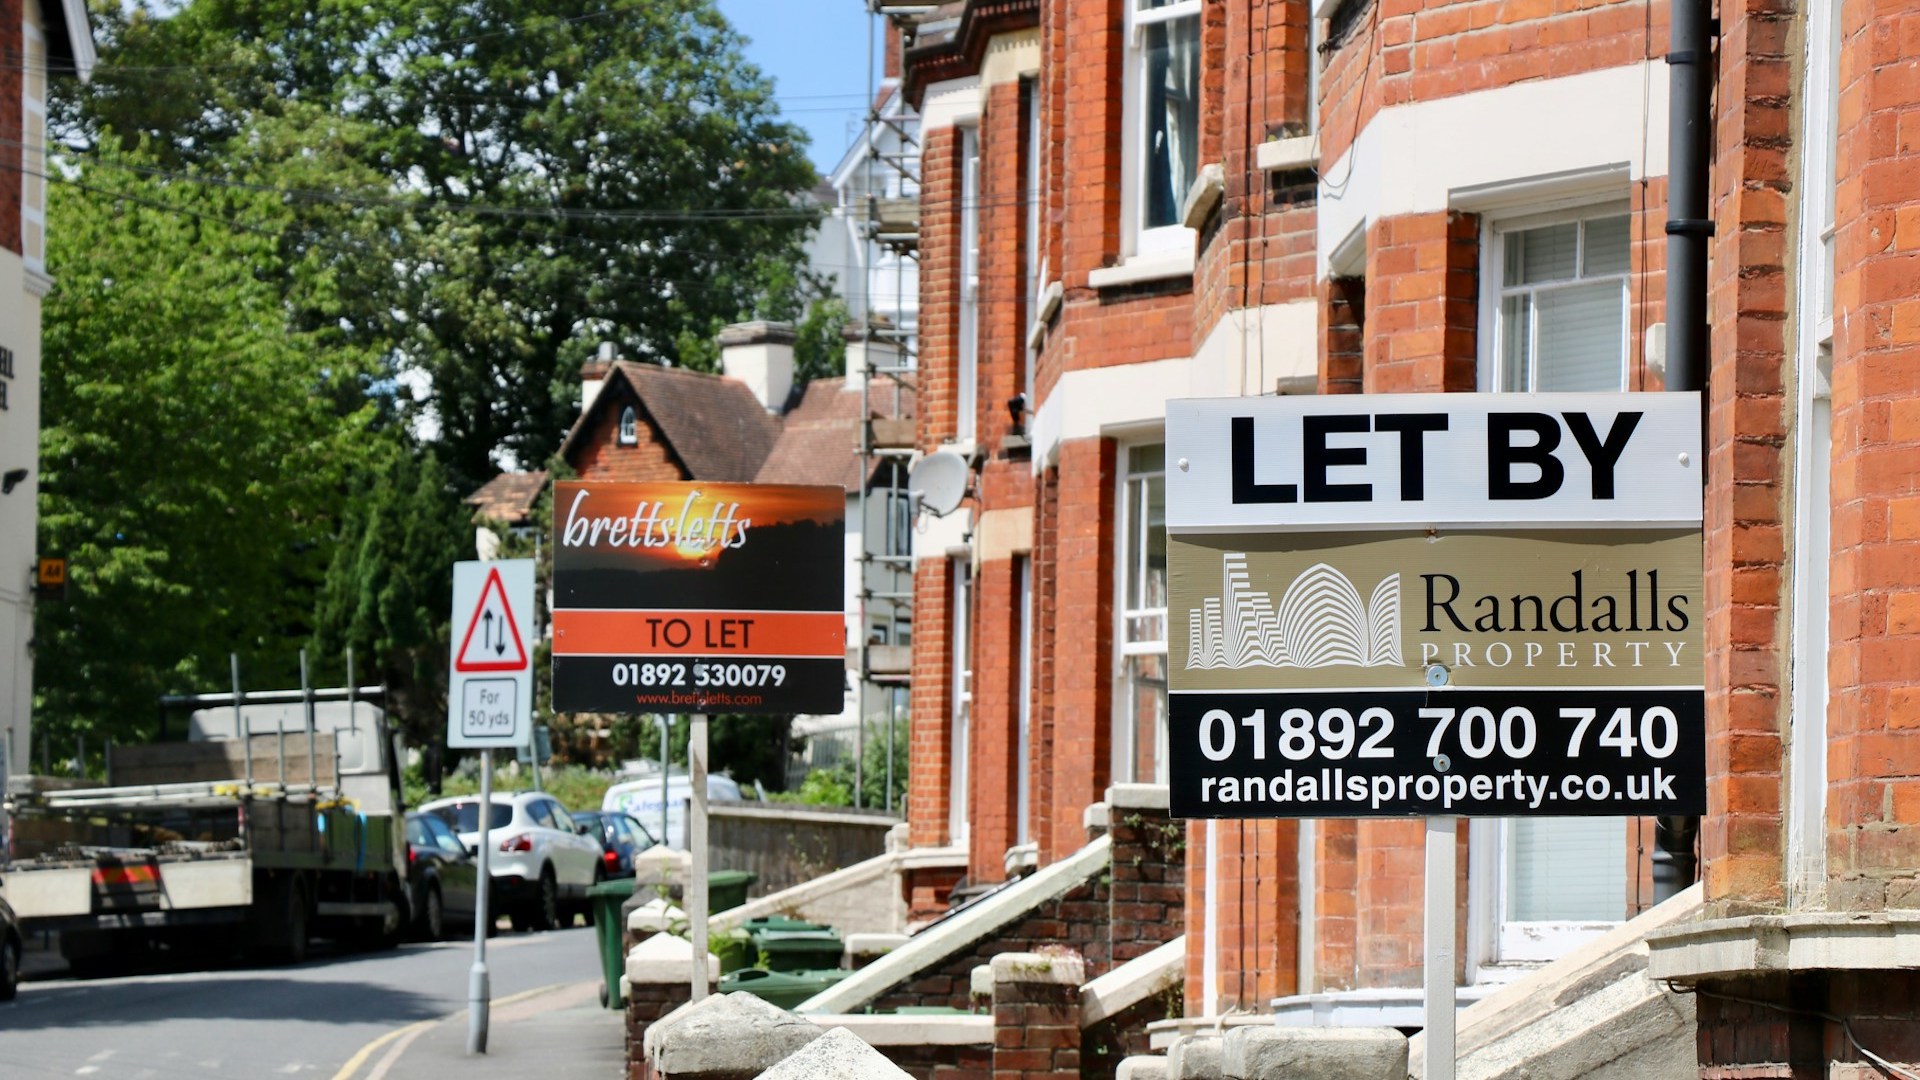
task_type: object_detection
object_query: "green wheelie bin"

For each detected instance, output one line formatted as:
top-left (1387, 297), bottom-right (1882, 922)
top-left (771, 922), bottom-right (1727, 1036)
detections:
top-left (589, 878), bottom-right (637, 1009)
top-left (717, 966), bottom-right (854, 1010)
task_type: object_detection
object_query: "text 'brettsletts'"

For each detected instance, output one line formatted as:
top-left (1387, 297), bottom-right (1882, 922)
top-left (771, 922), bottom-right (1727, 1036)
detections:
top-left (559, 488), bottom-right (751, 552)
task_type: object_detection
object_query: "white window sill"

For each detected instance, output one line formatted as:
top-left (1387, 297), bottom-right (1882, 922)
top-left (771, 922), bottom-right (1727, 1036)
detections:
top-left (1256, 134), bottom-right (1320, 172)
top-left (1028, 279), bottom-right (1063, 349)
top-left (1087, 250), bottom-right (1195, 290)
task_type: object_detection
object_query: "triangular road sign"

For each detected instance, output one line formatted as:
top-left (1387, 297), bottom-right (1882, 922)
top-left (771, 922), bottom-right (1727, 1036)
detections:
top-left (455, 566), bottom-right (530, 673)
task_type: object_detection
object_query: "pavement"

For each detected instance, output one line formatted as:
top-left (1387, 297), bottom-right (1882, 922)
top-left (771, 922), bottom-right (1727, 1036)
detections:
top-left (336, 980), bottom-right (626, 1080)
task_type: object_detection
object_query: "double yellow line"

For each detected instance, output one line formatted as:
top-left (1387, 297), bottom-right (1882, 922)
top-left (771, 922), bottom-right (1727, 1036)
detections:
top-left (328, 983), bottom-right (567, 1080)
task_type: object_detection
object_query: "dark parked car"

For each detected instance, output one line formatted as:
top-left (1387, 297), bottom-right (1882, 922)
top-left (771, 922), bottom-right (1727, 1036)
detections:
top-left (405, 811), bottom-right (481, 940)
top-left (0, 890), bottom-right (20, 1000)
top-left (570, 810), bottom-right (658, 879)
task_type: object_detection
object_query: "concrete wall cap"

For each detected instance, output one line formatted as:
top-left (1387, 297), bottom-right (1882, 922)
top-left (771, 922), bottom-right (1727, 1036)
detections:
top-left (1107, 783), bottom-right (1171, 812)
top-left (1167, 1035), bottom-right (1224, 1080)
top-left (1117, 1056), bottom-right (1170, 1080)
top-left (643, 992), bottom-right (728, 1062)
top-left (628, 896), bottom-right (687, 934)
top-left (1222, 1027), bottom-right (1408, 1080)
top-left (626, 930), bottom-right (720, 985)
top-left (1081, 936), bottom-right (1186, 1027)
top-left (1084, 801), bottom-right (1110, 831)
top-left (651, 992), bottom-right (823, 1077)
top-left (970, 964), bottom-right (994, 999)
top-left (991, 950), bottom-right (1086, 987)
top-left (756, 1026), bottom-right (915, 1080)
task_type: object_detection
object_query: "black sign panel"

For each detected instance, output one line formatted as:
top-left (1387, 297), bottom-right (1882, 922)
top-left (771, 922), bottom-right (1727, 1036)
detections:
top-left (551, 481), bottom-right (846, 716)
top-left (1169, 688), bottom-right (1706, 818)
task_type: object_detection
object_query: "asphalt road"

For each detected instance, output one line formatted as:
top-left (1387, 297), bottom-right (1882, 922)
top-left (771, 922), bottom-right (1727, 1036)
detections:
top-left (0, 925), bottom-right (603, 1079)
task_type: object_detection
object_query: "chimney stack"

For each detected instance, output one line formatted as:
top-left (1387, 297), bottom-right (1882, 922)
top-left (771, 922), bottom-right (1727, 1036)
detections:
top-left (719, 321), bottom-right (797, 414)
top-left (581, 341), bottom-right (617, 411)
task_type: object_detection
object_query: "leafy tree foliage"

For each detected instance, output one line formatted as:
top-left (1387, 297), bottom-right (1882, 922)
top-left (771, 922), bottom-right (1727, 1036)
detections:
top-left (64, 0), bottom-right (826, 488)
top-left (309, 447), bottom-right (472, 749)
top-left (35, 144), bottom-right (374, 742)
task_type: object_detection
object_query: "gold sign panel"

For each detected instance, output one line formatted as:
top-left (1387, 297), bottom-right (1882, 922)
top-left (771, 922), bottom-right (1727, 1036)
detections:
top-left (1169, 530), bottom-right (1702, 691)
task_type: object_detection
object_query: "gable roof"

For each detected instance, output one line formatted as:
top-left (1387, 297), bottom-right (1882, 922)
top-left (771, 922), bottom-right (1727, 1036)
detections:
top-left (559, 361), bottom-right (783, 482)
top-left (464, 470), bottom-right (548, 526)
top-left (754, 376), bottom-right (914, 492)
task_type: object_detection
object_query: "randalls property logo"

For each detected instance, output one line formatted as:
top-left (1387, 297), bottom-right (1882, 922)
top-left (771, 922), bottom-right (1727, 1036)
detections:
top-left (1186, 555), bottom-right (1403, 670)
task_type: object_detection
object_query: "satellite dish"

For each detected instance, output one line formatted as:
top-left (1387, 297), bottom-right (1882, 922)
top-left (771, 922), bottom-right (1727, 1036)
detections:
top-left (908, 451), bottom-right (969, 517)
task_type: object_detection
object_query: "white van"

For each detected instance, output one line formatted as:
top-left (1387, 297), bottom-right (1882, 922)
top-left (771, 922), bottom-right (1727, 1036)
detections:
top-left (602, 772), bottom-right (743, 851)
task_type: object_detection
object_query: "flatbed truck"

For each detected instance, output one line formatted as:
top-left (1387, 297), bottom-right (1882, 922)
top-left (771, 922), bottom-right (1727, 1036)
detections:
top-left (0, 691), bottom-right (408, 971)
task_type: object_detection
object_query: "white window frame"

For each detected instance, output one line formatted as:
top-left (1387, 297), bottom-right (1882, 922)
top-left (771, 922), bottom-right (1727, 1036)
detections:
top-left (950, 558), bottom-right (972, 845)
top-left (1469, 203), bottom-right (1635, 972)
top-left (1113, 441), bottom-right (1169, 785)
top-left (1122, 0), bottom-right (1202, 259)
top-left (957, 126), bottom-right (981, 445)
top-left (1016, 556), bottom-right (1034, 845)
top-left (1477, 200), bottom-right (1633, 394)
top-left (617, 405), bottom-right (638, 446)
top-left (1787, 0), bottom-right (1841, 907)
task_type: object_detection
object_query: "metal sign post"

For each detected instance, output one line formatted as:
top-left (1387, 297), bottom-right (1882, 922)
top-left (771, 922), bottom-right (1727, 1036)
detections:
top-left (469, 749), bottom-right (493, 1055)
top-left (1423, 817), bottom-right (1457, 1080)
top-left (689, 713), bottom-right (710, 1000)
top-left (447, 558), bottom-right (534, 1056)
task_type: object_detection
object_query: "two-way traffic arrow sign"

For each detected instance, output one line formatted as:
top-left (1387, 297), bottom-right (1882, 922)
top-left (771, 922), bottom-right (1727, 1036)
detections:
top-left (448, 559), bottom-right (535, 749)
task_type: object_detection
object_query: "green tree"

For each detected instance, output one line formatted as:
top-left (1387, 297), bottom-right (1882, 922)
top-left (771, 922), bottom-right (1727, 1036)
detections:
top-left (309, 445), bottom-right (472, 752)
top-left (65, 0), bottom-right (825, 488)
top-left (35, 142), bottom-right (375, 744)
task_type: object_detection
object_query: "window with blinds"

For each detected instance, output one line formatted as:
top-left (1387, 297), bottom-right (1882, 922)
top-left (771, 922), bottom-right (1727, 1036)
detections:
top-left (1484, 204), bottom-right (1634, 953)
top-left (1491, 212), bottom-right (1631, 393)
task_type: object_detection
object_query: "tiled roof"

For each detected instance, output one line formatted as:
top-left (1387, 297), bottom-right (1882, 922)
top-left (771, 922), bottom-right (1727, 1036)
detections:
top-left (560, 362), bottom-right (782, 482)
top-left (464, 469), bottom-right (548, 525)
top-left (754, 376), bottom-right (914, 492)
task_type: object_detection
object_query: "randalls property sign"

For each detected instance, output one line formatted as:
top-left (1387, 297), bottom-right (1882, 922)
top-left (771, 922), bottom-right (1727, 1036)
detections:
top-left (1166, 394), bottom-right (1705, 819)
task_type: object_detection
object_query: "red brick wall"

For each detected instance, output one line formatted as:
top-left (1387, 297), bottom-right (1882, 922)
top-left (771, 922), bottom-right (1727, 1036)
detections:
top-left (1, 0), bottom-right (26, 257)
top-left (1182, 819), bottom-right (1302, 1012)
top-left (1821, 0), bottom-right (1920, 910)
top-left (969, 556), bottom-right (1020, 877)
top-left (1695, 0), bottom-right (1793, 910)
top-left (910, 558), bottom-right (956, 850)
top-left (920, 124), bottom-right (963, 451)
top-left (1361, 211), bottom-right (1479, 392)
top-left (1317, 0), bottom-right (1669, 167)
top-left (1043, 437), bottom-right (1115, 864)
top-left (1192, 0), bottom-right (1320, 352)
top-left (570, 384), bottom-right (691, 483)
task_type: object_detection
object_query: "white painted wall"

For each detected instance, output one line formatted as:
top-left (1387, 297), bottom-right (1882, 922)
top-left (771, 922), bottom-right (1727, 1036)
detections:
top-left (1316, 62), bottom-right (1670, 275)
top-left (0, 251), bottom-right (45, 775)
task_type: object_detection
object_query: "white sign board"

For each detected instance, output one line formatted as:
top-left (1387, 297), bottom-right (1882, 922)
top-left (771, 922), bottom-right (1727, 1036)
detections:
top-left (448, 559), bottom-right (536, 749)
top-left (1168, 393), bottom-right (1702, 532)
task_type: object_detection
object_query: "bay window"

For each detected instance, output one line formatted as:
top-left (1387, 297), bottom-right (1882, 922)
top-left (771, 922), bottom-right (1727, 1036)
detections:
top-left (1126, 0), bottom-right (1201, 256)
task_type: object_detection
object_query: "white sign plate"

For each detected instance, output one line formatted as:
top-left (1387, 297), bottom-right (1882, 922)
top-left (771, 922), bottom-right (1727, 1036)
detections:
top-left (1167, 393), bottom-right (1701, 532)
top-left (448, 559), bottom-right (536, 749)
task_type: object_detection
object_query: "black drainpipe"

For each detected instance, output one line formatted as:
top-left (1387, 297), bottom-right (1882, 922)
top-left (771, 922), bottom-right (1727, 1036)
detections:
top-left (1655, 0), bottom-right (1713, 902)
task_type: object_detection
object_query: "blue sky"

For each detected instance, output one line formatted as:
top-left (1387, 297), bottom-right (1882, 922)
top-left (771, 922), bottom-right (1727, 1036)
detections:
top-left (716, 0), bottom-right (882, 176)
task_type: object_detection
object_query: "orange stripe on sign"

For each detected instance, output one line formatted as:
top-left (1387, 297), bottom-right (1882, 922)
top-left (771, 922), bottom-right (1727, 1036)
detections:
top-left (552, 610), bottom-right (845, 658)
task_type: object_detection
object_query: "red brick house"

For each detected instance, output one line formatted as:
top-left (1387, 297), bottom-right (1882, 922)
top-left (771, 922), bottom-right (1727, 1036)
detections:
top-left (473, 323), bottom-right (915, 743)
top-left (886, 0), bottom-right (1920, 1071)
